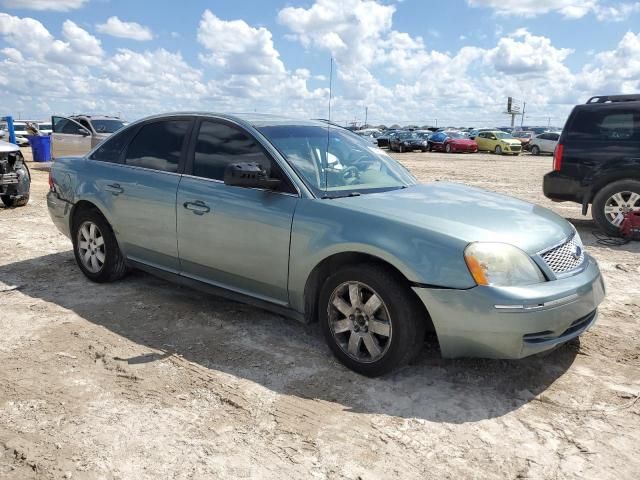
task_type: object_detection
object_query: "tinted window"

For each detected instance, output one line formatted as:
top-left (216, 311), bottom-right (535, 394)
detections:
top-left (124, 120), bottom-right (189, 172)
top-left (570, 108), bottom-right (638, 141)
top-left (53, 116), bottom-right (84, 135)
top-left (193, 121), bottom-right (271, 181)
top-left (549, 133), bottom-right (560, 141)
top-left (89, 126), bottom-right (138, 163)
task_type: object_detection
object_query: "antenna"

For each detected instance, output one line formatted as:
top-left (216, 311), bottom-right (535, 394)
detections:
top-left (324, 57), bottom-right (333, 194)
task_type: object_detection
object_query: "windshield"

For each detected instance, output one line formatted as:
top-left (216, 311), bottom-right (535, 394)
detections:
top-left (495, 132), bottom-right (514, 139)
top-left (258, 125), bottom-right (417, 197)
top-left (447, 132), bottom-right (464, 139)
top-left (514, 132), bottom-right (531, 138)
top-left (91, 119), bottom-right (125, 134)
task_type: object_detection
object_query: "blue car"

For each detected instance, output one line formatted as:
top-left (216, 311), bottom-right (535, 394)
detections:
top-left (47, 113), bottom-right (605, 376)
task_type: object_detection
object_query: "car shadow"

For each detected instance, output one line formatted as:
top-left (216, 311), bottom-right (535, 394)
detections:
top-left (0, 251), bottom-right (580, 423)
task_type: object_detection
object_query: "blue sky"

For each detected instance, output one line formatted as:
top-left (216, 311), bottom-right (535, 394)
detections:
top-left (1, 0), bottom-right (640, 126)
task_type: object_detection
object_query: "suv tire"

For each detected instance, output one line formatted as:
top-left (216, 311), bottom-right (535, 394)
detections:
top-left (319, 264), bottom-right (426, 377)
top-left (592, 179), bottom-right (640, 236)
top-left (72, 208), bottom-right (128, 283)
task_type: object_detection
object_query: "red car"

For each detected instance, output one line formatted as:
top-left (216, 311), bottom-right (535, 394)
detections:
top-left (428, 131), bottom-right (478, 153)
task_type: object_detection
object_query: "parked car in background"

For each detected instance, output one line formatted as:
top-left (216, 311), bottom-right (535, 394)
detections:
top-left (543, 94), bottom-right (640, 235)
top-left (38, 122), bottom-right (53, 135)
top-left (52, 115), bottom-right (126, 159)
top-left (530, 132), bottom-right (561, 155)
top-left (10, 121), bottom-right (30, 146)
top-left (512, 130), bottom-right (535, 150)
top-left (468, 128), bottom-right (495, 140)
top-left (428, 131), bottom-right (478, 153)
top-left (475, 131), bottom-right (522, 155)
top-left (375, 130), bottom-right (399, 148)
top-left (0, 139), bottom-right (30, 207)
top-left (389, 131), bottom-right (428, 152)
top-left (47, 113), bottom-right (605, 376)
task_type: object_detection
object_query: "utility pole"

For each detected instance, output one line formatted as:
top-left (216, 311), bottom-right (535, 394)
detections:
top-left (364, 106), bottom-right (368, 128)
top-left (520, 102), bottom-right (526, 128)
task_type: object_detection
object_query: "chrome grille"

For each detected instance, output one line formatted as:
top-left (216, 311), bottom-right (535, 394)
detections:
top-left (540, 235), bottom-right (585, 274)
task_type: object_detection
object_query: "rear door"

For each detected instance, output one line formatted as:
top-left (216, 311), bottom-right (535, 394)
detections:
top-left (177, 118), bottom-right (299, 304)
top-left (51, 116), bottom-right (92, 158)
top-left (88, 117), bottom-right (193, 271)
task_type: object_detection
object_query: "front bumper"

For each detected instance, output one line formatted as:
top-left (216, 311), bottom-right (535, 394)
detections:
top-left (450, 144), bottom-right (478, 153)
top-left (47, 190), bottom-right (73, 238)
top-left (413, 254), bottom-right (605, 359)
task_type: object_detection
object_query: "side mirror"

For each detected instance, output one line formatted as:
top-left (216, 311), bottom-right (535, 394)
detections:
top-left (224, 162), bottom-right (281, 190)
top-left (79, 128), bottom-right (91, 136)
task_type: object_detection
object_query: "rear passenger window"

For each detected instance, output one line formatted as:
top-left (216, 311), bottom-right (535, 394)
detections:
top-left (570, 109), bottom-right (637, 141)
top-left (193, 121), bottom-right (271, 181)
top-left (89, 127), bottom-right (138, 163)
top-left (124, 120), bottom-right (189, 172)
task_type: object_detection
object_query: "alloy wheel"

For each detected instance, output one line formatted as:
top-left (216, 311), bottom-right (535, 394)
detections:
top-left (604, 191), bottom-right (640, 227)
top-left (328, 281), bottom-right (392, 363)
top-left (77, 220), bottom-right (106, 273)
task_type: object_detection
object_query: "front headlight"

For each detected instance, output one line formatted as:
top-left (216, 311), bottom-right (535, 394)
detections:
top-left (464, 243), bottom-right (545, 286)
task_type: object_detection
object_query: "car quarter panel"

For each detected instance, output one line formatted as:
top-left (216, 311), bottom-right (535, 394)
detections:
top-left (287, 198), bottom-right (475, 314)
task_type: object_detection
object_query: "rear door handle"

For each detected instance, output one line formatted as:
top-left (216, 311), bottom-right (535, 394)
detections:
top-left (105, 183), bottom-right (124, 195)
top-left (183, 200), bottom-right (210, 215)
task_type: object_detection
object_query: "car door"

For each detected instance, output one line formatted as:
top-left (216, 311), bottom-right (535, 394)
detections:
top-left (88, 117), bottom-right (193, 271)
top-left (51, 116), bottom-right (92, 158)
top-left (475, 132), bottom-right (489, 150)
top-left (177, 118), bottom-right (299, 304)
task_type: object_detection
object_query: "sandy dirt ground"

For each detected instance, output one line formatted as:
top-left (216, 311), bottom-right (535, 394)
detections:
top-left (0, 147), bottom-right (639, 479)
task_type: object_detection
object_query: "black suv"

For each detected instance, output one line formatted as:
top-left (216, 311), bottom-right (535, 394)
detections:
top-left (543, 94), bottom-right (640, 235)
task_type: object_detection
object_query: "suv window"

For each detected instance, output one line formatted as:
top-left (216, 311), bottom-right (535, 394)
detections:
top-left (569, 108), bottom-right (638, 141)
top-left (53, 117), bottom-right (85, 135)
top-left (89, 126), bottom-right (138, 163)
top-left (124, 120), bottom-right (189, 172)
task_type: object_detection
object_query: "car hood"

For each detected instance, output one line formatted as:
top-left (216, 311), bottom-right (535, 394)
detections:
top-left (332, 182), bottom-right (573, 254)
top-left (0, 140), bottom-right (20, 153)
top-left (499, 139), bottom-right (521, 145)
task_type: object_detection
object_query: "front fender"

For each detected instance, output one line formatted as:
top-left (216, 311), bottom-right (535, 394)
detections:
top-left (288, 199), bottom-right (475, 313)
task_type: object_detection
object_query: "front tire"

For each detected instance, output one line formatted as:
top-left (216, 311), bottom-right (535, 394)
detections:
top-left (494, 145), bottom-right (503, 155)
top-left (531, 145), bottom-right (540, 155)
top-left (592, 179), bottom-right (640, 236)
top-left (319, 264), bottom-right (426, 377)
top-left (72, 208), bottom-right (128, 283)
top-left (445, 143), bottom-right (452, 153)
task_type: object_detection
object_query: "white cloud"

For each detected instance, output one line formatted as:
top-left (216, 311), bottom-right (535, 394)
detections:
top-left (467, 0), bottom-right (640, 20)
top-left (486, 28), bottom-right (574, 75)
top-left (197, 9), bottom-right (284, 75)
top-left (96, 16), bottom-right (153, 41)
top-left (0, 0), bottom-right (87, 11)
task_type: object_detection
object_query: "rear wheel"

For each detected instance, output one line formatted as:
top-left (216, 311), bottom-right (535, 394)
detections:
top-left (399, 145), bottom-right (405, 153)
top-left (592, 179), bottom-right (640, 236)
top-left (72, 208), bottom-right (128, 283)
top-left (319, 264), bottom-right (426, 377)
top-left (495, 145), bottom-right (503, 155)
top-left (531, 145), bottom-right (540, 155)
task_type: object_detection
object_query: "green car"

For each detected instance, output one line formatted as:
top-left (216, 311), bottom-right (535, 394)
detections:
top-left (48, 113), bottom-right (605, 376)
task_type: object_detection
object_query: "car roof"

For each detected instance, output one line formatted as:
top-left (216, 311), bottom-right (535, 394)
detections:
top-left (127, 112), bottom-right (332, 130)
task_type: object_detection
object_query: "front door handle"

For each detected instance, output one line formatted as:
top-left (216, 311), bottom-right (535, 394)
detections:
top-left (105, 183), bottom-right (124, 195)
top-left (183, 200), bottom-right (210, 215)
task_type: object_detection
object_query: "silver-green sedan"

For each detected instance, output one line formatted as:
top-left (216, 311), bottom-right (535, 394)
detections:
top-left (47, 113), bottom-right (605, 376)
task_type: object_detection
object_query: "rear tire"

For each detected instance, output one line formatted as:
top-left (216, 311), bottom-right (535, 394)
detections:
top-left (1, 194), bottom-right (29, 208)
top-left (531, 145), bottom-right (540, 156)
top-left (72, 208), bottom-right (128, 283)
top-left (319, 264), bottom-right (426, 377)
top-left (592, 179), bottom-right (640, 236)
